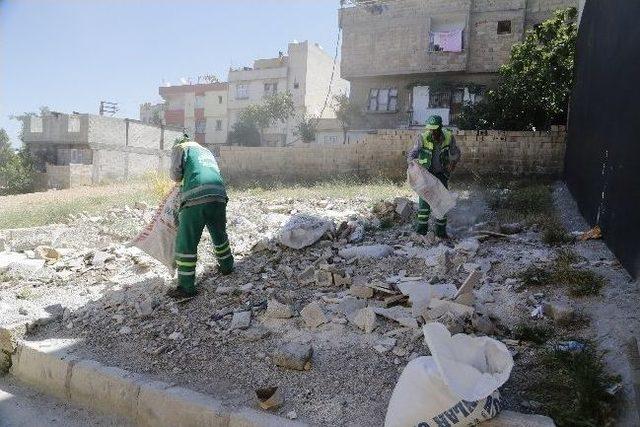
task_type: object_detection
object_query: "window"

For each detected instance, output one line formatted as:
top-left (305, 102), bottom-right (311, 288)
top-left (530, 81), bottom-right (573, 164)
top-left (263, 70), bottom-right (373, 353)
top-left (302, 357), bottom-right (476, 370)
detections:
top-left (215, 120), bottom-right (222, 131)
top-left (236, 84), bottom-right (248, 99)
top-left (264, 82), bottom-right (278, 96)
top-left (429, 91), bottom-right (451, 108)
top-left (195, 120), bottom-right (206, 134)
top-left (497, 20), bottom-right (512, 34)
top-left (30, 117), bottom-right (43, 133)
top-left (195, 96), bottom-right (205, 109)
top-left (324, 135), bottom-right (338, 144)
top-left (218, 95), bottom-right (223, 104)
top-left (68, 116), bottom-right (80, 132)
top-left (368, 88), bottom-right (398, 112)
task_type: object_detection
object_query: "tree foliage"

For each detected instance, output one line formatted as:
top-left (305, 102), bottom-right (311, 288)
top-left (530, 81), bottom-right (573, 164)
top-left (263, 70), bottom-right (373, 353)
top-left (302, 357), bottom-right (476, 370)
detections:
top-left (333, 93), bottom-right (362, 144)
top-left (228, 92), bottom-right (295, 146)
top-left (0, 128), bottom-right (35, 195)
top-left (294, 115), bottom-right (318, 143)
top-left (458, 7), bottom-right (577, 130)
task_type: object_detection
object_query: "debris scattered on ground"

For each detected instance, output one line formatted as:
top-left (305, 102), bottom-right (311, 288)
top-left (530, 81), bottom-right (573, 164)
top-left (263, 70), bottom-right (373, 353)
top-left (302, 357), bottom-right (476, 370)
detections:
top-left (273, 343), bottom-right (313, 371)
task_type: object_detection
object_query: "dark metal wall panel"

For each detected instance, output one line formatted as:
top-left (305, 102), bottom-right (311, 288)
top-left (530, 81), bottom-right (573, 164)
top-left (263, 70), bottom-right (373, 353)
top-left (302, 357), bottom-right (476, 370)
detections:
top-left (565, 0), bottom-right (640, 277)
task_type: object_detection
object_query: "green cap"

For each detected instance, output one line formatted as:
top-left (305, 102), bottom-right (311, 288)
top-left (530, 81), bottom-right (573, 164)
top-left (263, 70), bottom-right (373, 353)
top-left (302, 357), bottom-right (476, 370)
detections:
top-left (425, 115), bottom-right (443, 130)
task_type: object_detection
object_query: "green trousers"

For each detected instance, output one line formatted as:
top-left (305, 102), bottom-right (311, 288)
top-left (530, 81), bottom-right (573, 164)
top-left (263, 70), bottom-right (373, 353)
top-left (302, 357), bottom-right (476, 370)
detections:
top-left (175, 202), bottom-right (233, 294)
top-left (416, 172), bottom-right (449, 237)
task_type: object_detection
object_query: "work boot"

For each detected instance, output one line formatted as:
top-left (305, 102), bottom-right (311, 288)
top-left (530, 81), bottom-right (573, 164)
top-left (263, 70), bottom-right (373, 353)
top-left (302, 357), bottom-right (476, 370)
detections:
top-left (166, 287), bottom-right (196, 300)
top-left (435, 218), bottom-right (448, 239)
top-left (414, 223), bottom-right (429, 236)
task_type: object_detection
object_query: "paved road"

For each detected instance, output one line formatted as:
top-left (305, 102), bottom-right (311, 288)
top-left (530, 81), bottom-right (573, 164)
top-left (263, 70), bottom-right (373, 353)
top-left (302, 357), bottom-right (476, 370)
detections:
top-left (0, 376), bottom-right (132, 427)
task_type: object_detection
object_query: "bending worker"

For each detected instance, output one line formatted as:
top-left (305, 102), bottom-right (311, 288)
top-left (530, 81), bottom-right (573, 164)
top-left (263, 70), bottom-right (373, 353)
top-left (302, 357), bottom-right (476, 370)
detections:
top-left (168, 135), bottom-right (233, 298)
top-left (407, 115), bottom-right (461, 238)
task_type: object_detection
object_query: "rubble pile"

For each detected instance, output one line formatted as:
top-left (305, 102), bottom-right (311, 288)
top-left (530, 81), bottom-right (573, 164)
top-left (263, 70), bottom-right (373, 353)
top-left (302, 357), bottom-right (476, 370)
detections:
top-left (0, 187), bottom-right (628, 426)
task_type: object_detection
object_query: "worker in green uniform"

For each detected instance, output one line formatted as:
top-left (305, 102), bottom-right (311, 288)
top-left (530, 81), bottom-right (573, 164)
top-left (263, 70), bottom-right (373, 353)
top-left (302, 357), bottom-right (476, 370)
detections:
top-left (407, 115), bottom-right (461, 238)
top-left (167, 135), bottom-right (233, 298)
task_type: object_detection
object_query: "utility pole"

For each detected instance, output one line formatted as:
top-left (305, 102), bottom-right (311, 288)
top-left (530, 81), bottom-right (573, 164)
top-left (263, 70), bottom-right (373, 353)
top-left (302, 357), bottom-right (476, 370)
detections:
top-left (99, 101), bottom-right (119, 116)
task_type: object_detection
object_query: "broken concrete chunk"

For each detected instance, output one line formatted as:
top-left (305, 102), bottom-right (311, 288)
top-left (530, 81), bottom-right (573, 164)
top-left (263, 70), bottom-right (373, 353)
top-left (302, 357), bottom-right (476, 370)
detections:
top-left (454, 238), bottom-right (480, 257)
top-left (264, 299), bottom-right (295, 319)
top-left (279, 215), bottom-right (333, 249)
top-left (373, 337), bottom-right (397, 353)
top-left (333, 272), bottom-right (352, 287)
top-left (394, 197), bottom-right (413, 221)
top-left (301, 302), bottom-right (328, 329)
top-left (336, 297), bottom-right (367, 316)
top-left (431, 283), bottom-right (458, 300)
top-left (338, 244), bottom-right (394, 260)
top-left (472, 314), bottom-right (496, 336)
top-left (351, 307), bottom-right (377, 334)
top-left (483, 410), bottom-right (555, 427)
top-left (273, 343), bottom-right (313, 371)
top-left (349, 284), bottom-right (374, 299)
top-left (435, 312), bottom-right (465, 334)
top-left (428, 299), bottom-right (474, 319)
top-left (372, 306), bottom-right (419, 329)
top-left (34, 246), bottom-right (61, 262)
top-left (230, 311), bottom-right (252, 330)
top-left (454, 269), bottom-right (483, 305)
top-left (315, 269), bottom-right (334, 287)
top-left (4, 258), bottom-right (46, 279)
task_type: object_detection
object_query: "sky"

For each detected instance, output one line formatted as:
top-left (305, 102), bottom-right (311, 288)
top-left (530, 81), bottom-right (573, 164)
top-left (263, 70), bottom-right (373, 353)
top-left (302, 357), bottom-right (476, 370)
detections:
top-left (0, 0), bottom-right (341, 146)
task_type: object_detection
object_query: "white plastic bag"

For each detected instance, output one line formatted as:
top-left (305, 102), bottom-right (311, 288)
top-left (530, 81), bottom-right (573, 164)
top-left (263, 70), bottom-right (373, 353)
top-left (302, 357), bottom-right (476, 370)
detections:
top-left (130, 186), bottom-right (180, 269)
top-left (407, 161), bottom-right (456, 219)
top-left (384, 323), bottom-right (514, 427)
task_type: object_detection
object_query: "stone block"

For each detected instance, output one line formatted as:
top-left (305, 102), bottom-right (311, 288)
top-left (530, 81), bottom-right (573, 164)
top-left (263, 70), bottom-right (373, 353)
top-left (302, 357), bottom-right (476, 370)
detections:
top-left (70, 359), bottom-right (143, 417)
top-left (273, 343), bottom-right (313, 371)
top-left (136, 381), bottom-right (230, 427)
top-left (300, 302), bottom-right (328, 329)
top-left (10, 338), bottom-right (80, 399)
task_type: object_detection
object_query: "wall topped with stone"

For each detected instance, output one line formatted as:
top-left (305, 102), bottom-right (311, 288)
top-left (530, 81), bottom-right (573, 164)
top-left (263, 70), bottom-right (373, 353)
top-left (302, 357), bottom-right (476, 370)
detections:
top-left (216, 127), bottom-right (566, 183)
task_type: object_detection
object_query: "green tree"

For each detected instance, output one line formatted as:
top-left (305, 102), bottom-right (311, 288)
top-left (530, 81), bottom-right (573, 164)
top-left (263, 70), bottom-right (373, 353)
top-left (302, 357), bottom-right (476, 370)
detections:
top-left (333, 93), bottom-right (362, 144)
top-left (458, 7), bottom-right (577, 130)
top-left (294, 115), bottom-right (318, 143)
top-left (0, 128), bottom-right (35, 195)
top-left (228, 92), bottom-right (295, 146)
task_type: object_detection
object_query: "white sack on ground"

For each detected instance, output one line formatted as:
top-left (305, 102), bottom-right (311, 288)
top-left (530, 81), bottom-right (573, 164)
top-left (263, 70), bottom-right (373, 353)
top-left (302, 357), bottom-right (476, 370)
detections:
top-left (279, 214), bottom-right (333, 249)
top-left (130, 186), bottom-right (180, 270)
top-left (384, 322), bottom-right (514, 427)
top-left (407, 161), bottom-right (456, 219)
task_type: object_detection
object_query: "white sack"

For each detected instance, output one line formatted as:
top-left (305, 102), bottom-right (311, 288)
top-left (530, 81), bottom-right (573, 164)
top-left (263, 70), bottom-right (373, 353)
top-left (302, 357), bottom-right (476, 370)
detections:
top-left (407, 161), bottom-right (456, 219)
top-left (130, 186), bottom-right (180, 270)
top-left (385, 322), bottom-right (513, 427)
top-left (279, 214), bottom-right (333, 250)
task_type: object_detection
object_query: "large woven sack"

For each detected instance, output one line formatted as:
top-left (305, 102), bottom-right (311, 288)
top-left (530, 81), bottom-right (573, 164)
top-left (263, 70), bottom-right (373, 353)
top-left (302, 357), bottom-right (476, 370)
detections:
top-left (131, 186), bottom-right (180, 269)
top-left (407, 161), bottom-right (456, 219)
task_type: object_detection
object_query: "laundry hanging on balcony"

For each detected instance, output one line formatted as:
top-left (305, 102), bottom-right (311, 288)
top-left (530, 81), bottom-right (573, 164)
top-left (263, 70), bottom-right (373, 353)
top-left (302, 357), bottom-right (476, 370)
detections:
top-left (429, 29), bottom-right (463, 52)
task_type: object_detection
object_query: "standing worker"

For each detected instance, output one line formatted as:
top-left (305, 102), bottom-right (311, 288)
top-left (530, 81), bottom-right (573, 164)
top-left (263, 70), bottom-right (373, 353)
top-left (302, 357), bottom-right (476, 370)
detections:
top-left (167, 135), bottom-right (234, 298)
top-left (407, 115), bottom-right (461, 238)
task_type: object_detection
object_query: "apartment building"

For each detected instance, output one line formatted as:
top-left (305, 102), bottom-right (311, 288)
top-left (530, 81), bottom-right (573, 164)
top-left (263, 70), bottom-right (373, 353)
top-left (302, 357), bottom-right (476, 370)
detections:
top-left (339, 0), bottom-right (576, 129)
top-left (227, 40), bottom-right (349, 146)
top-left (158, 82), bottom-right (229, 145)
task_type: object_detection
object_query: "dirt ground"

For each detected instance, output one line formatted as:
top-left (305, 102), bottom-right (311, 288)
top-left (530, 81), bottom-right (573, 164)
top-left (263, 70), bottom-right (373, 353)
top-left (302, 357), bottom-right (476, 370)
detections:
top-left (1, 180), bottom-right (638, 426)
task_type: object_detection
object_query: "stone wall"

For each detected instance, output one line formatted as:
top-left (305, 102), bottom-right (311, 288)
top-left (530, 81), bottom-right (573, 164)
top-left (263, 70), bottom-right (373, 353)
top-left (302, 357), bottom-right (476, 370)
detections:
top-left (216, 127), bottom-right (566, 183)
top-left (40, 164), bottom-right (93, 190)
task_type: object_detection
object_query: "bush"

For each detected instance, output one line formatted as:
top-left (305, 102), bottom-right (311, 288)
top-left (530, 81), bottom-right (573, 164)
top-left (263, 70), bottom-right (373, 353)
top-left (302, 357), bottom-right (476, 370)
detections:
top-left (0, 140), bottom-right (35, 195)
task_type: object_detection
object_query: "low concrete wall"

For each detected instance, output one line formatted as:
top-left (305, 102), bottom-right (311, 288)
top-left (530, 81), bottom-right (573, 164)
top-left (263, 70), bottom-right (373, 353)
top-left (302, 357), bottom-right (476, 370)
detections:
top-left (39, 164), bottom-right (93, 190)
top-left (217, 127), bottom-right (567, 183)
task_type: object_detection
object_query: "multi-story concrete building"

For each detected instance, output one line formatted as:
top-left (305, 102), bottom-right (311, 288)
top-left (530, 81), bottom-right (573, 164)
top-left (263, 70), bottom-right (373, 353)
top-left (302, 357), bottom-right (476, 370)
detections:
top-left (227, 40), bottom-right (349, 146)
top-left (339, 0), bottom-right (576, 129)
top-left (20, 111), bottom-right (182, 189)
top-left (158, 82), bottom-right (229, 146)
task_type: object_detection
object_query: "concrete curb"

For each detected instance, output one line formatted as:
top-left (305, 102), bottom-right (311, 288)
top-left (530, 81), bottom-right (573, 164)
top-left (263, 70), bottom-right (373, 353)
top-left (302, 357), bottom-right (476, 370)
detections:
top-left (6, 337), bottom-right (307, 427)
